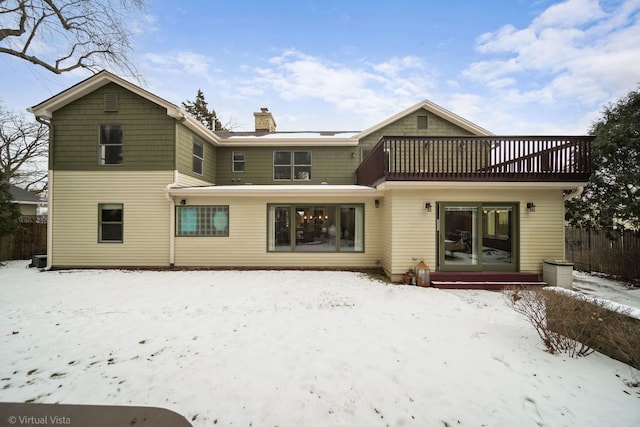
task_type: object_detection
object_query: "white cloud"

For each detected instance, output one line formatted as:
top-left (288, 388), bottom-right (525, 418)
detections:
top-left (462, 0), bottom-right (640, 131)
top-left (143, 51), bottom-right (213, 78)
top-left (248, 49), bottom-right (439, 128)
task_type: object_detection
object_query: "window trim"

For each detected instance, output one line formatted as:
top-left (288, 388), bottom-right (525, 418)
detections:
top-left (267, 203), bottom-right (364, 252)
top-left (232, 151), bottom-right (245, 173)
top-left (176, 205), bottom-right (230, 237)
top-left (273, 151), bottom-right (312, 181)
top-left (98, 203), bottom-right (123, 243)
top-left (192, 139), bottom-right (204, 176)
top-left (99, 124), bottom-right (123, 166)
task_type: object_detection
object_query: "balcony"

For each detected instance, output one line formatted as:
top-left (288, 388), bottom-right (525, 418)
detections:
top-left (355, 135), bottom-right (593, 187)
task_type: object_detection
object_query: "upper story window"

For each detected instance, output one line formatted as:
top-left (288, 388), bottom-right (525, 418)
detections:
top-left (417, 115), bottom-right (428, 129)
top-left (233, 151), bottom-right (245, 172)
top-left (193, 140), bottom-right (204, 175)
top-left (274, 151), bottom-right (311, 181)
top-left (99, 125), bottom-right (123, 165)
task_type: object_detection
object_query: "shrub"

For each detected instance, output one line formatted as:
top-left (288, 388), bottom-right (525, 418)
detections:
top-left (504, 286), bottom-right (640, 368)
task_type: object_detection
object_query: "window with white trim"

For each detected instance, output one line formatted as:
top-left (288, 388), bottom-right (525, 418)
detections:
top-left (176, 206), bottom-right (229, 237)
top-left (193, 140), bottom-right (204, 175)
top-left (99, 125), bottom-right (123, 165)
top-left (99, 204), bottom-right (123, 242)
top-left (268, 204), bottom-right (363, 252)
top-left (233, 151), bottom-right (245, 172)
top-left (273, 151), bottom-right (311, 180)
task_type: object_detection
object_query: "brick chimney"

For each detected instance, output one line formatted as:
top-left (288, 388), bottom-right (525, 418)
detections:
top-left (254, 107), bottom-right (276, 133)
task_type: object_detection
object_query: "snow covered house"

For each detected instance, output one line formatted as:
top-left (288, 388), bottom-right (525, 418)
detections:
top-left (28, 71), bottom-right (592, 284)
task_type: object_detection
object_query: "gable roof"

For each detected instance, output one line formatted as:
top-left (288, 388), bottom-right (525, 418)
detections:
top-left (356, 100), bottom-right (493, 139)
top-left (6, 183), bottom-right (46, 205)
top-left (28, 71), bottom-right (220, 145)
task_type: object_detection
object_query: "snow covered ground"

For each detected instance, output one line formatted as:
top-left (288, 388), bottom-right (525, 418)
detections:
top-left (1, 261), bottom-right (638, 426)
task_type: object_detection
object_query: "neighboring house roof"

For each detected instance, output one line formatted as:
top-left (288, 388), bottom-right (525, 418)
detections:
top-left (6, 183), bottom-right (46, 205)
top-left (28, 70), bottom-right (220, 146)
top-left (356, 100), bottom-right (494, 138)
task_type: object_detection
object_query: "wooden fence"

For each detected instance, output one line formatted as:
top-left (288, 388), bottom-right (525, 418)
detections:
top-left (0, 216), bottom-right (47, 262)
top-left (565, 227), bottom-right (640, 281)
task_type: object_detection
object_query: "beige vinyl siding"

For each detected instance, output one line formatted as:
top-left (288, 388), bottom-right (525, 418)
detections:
top-left (51, 83), bottom-right (175, 171)
top-left (176, 172), bottom-right (215, 187)
top-left (50, 171), bottom-right (173, 267)
top-left (174, 196), bottom-right (382, 268)
top-left (176, 123), bottom-right (216, 183)
top-left (382, 188), bottom-right (565, 279)
top-left (214, 146), bottom-right (359, 185)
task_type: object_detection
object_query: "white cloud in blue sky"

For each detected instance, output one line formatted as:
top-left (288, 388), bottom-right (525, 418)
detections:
top-left (1, 0), bottom-right (639, 134)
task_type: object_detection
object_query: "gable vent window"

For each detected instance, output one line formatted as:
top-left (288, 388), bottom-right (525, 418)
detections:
top-left (417, 115), bottom-right (428, 129)
top-left (104, 93), bottom-right (118, 112)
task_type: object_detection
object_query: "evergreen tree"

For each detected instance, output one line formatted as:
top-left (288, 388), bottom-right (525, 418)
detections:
top-left (566, 89), bottom-right (640, 232)
top-left (182, 90), bottom-right (225, 131)
top-left (0, 174), bottom-right (21, 237)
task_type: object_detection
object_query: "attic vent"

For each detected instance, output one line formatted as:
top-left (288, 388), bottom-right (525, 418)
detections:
top-left (104, 93), bottom-right (118, 112)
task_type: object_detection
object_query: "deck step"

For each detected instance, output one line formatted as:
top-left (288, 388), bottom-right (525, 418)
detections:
top-left (431, 281), bottom-right (547, 290)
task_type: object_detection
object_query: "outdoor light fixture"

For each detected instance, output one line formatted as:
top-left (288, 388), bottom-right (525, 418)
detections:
top-left (180, 199), bottom-right (186, 205)
top-left (527, 202), bottom-right (536, 212)
top-left (425, 202), bottom-right (432, 212)
top-left (375, 199), bottom-right (380, 208)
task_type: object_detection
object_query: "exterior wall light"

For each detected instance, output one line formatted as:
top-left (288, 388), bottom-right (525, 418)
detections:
top-left (527, 202), bottom-right (536, 212)
top-left (425, 202), bottom-right (432, 212)
top-left (375, 199), bottom-right (380, 208)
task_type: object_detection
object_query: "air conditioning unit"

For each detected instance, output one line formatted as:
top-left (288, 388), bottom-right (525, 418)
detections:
top-left (30, 255), bottom-right (47, 268)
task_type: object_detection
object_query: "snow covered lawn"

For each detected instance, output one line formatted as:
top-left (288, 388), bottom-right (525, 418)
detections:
top-left (1, 261), bottom-right (638, 426)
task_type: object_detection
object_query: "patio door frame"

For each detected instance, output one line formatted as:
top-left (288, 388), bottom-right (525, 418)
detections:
top-left (437, 202), bottom-right (519, 272)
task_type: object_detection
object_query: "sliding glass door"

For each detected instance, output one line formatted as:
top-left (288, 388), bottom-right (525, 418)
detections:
top-left (439, 203), bottom-right (518, 271)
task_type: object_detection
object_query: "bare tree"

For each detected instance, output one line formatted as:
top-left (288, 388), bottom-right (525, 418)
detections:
top-left (0, 0), bottom-right (144, 75)
top-left (0, 105), bottom-right (48, 193)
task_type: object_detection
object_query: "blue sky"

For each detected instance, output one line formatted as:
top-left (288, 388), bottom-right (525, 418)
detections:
top-left (1, 0), bottom-right (639, 134)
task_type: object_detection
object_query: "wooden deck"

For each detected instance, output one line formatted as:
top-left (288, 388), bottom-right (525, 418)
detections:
top-left (356, 135), bottom-right (593, 187)
top-left (429, 271), bottom-right (546, 290)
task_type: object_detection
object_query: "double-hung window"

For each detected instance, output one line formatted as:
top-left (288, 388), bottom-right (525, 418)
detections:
top-left (193, 140), bottom-right (204, 175)
top-left (99, 204), bottom-right (123, 242)
top-left (233, 151), bottom-right (245, 172)
top-left (273, 151), bottom-right (311, 180)
top-left (99, 125), bottom-right (123, 165)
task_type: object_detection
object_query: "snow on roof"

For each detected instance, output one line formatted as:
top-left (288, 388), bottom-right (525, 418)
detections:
top-left (168, 184), bottom-right (378, 197)
top-left (224, 131), bottom-right (360, 139)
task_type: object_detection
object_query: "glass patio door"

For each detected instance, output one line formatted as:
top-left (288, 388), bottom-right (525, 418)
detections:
top-left (439, 203), bottom-right (517, 271)
top-left (441, 205), bottom-right (480, 269)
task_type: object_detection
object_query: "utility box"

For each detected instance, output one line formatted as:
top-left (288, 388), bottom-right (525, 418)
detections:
top-left (543, 259), bottom-right (574, 289)
top-left (29, 255), bottom-right (47, 268)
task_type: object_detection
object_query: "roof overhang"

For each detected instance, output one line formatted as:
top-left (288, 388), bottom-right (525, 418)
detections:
top-left (215, 138), bottom-right (359, 147)
top-left (356, 100), bottom-right (494, 139)
top-left (28, 71), bottom-right (220, 145)
top-left (168, 184), bottom-right (380, 198)
top-left (375, 181), bottom-right (589, 191)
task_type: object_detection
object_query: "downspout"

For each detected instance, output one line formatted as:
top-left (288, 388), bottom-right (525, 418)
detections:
top-left (562, 186), bottom-right (584, 260)
top-left (165, 171), bottom-right (178, 268)
top-left (35, 115), bottom-right (54, 270)
top-left (164, 113), bottom-right (187, 268)
top-left (563, 186), bottom-right (584, 201)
